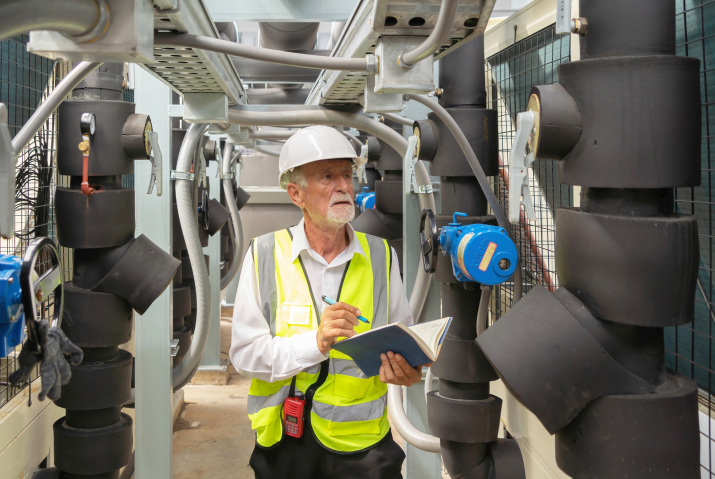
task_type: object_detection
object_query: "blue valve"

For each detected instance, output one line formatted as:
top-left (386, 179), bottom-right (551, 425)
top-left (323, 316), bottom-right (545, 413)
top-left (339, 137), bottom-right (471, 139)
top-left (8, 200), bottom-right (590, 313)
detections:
top-left (438, 211), bottom-right (518, 285)
top-left (355, 187), bottom-right (376, 213)
top-left (0, 255), bottom-right (25, 357)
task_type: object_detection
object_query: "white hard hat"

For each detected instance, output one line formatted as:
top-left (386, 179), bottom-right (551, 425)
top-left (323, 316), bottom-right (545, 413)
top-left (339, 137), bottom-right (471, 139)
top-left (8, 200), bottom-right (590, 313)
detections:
top-left (278, 125), bottom-right (367, 189)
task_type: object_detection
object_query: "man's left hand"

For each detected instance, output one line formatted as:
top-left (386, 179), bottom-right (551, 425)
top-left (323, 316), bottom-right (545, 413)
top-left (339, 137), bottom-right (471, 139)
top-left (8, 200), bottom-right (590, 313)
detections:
top-left (378, 351), bottom-right (431, 387)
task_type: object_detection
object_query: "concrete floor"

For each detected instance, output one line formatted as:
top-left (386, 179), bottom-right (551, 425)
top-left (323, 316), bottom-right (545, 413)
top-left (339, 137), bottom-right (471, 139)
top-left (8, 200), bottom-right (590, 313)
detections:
top-left (173, 319), bottom-right (254, 479)
top-left (171, 314), bottom-right (413, 478)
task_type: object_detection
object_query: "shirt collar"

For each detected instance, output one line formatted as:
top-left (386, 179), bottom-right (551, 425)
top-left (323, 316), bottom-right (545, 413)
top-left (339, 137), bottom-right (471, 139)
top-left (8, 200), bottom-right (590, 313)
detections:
top-left (290, 218), bottom-right (366, 265)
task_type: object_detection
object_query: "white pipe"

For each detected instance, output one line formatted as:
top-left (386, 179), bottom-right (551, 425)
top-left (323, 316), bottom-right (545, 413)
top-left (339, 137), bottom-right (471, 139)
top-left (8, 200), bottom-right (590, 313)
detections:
top-left (424, 367), bottom-right (434, 403)
top-left (381, 112), bottom-right (414, 127)
top-left (249, 130), bottom-right (296, 140)
top-left (0, 0), bottom-right (104, 43)
top-left (388, 384), bottom-right (441, 453)
top-left (227, 108), bottom-right (407, 157)
top-left (220, 143), bottom-right (244, 291)
top-left (154, 33), bottom-right (375, 73)
top-left (254, 145), bottom-right (281, 157)
top-left (399, 0), bottom-right (460, 68)
top-left (410, 94), bottom-right (523, 301)
top-left (172, 123), bottom-right (212, 386)
top-left (12, 61), bottom-right (101, 154)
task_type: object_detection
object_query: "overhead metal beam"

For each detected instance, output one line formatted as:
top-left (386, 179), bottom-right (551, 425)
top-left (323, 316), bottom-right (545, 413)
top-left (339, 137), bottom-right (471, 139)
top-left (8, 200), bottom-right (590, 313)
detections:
top-left (204, 0), bottom-right (355, 22)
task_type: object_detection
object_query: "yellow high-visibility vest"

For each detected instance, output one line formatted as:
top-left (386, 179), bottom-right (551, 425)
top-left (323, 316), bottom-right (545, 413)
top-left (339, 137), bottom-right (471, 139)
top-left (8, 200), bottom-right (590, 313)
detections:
top-left (247, 228), bottom-right (392, 452)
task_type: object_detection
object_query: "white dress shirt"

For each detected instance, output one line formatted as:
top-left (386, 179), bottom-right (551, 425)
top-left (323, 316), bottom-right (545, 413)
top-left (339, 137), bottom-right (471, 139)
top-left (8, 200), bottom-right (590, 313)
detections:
top-left (229, 219), bottom-right (414, 383)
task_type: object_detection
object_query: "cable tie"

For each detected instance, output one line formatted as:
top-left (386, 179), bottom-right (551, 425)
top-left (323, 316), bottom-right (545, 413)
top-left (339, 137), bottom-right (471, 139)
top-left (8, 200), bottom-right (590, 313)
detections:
top-left (170, 170), bottom-right (195, 181)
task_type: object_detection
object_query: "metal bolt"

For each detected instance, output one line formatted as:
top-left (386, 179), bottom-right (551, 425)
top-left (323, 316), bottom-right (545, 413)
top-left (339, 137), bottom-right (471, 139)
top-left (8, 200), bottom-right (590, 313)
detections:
top-left (36, 289), bottom-right (43, 301)
top-left (571, 17), bottom-right (588, 35)
top-left (499, 258), bottom-right (511, 271)
top-left (7, 277), bottom-right (12, 284)
top-left (434, 88), bottom-right (443, 98)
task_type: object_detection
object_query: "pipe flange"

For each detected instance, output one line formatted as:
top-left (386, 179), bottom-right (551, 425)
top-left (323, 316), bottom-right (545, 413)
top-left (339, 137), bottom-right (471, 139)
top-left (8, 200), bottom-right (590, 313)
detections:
top-left (64, 0), bottom-right (111, 44)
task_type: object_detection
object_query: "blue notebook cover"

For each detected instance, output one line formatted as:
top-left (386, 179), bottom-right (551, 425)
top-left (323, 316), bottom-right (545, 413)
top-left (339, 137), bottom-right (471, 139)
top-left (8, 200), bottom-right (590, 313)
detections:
top-left (331, 319), bottom-right (451, 378)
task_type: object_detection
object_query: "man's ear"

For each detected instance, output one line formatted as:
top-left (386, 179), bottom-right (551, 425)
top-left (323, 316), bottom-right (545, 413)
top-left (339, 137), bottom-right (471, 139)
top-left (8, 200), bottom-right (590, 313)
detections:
top-left (286, 184), bottom-right (305, 208)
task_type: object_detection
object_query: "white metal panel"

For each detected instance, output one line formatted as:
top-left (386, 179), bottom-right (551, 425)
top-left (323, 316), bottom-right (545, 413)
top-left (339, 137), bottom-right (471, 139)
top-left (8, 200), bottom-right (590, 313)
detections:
top-left (0, 387), bottom-right (63, 479)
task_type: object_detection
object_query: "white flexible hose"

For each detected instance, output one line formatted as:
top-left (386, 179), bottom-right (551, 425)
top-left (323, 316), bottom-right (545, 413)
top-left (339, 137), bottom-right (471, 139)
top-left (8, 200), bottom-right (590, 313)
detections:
top-left (172, 123), bottom-right (212, 387)
top-left (409, 161), bottom-right (436, 322)
top-left (476, 286), bottom-right (492, 336)
top-left (221, 144), bottom-right (244, 291)
top-left (424, 367), bottom-right (434, 403)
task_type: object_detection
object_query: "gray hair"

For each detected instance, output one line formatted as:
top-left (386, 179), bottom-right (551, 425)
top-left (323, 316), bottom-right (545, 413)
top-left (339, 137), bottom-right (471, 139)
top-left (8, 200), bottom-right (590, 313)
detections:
top-left (280, 165), bottom-right (308, 190)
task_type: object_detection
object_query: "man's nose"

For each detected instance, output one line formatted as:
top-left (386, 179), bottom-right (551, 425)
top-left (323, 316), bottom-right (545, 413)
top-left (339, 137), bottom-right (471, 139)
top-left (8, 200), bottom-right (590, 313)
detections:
top-left (334, 174), bottom-right (352, 193)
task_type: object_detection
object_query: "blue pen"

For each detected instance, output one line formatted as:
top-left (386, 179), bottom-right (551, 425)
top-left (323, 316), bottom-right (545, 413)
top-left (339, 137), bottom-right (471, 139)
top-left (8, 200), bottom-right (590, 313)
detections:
top-left (321, 295), bottom-right (370, 324)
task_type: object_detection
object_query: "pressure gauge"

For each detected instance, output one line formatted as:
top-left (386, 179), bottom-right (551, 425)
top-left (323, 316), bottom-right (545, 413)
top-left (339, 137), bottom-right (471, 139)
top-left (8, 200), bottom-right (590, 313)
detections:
top-left (80, 113), bottom-right (96, 136)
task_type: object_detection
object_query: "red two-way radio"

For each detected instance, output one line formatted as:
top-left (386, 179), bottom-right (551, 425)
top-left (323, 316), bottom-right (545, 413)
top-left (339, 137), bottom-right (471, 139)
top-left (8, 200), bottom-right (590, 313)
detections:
top-left (283, 395), bottom-right (306, 438)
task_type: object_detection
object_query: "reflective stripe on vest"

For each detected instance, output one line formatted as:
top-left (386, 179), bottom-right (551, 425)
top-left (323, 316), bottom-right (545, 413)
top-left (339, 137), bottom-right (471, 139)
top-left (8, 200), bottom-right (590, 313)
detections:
top-left (248, 229), bottom-right (391, 452)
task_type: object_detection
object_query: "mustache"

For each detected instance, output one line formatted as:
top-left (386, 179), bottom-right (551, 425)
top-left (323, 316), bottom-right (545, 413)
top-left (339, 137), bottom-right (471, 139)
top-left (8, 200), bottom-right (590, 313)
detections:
top-left (329, 193), bottom-right (354, 206)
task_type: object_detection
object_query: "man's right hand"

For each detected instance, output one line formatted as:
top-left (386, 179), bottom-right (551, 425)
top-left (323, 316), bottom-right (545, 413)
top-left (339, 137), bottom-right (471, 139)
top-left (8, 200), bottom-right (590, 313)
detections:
top-left (317, 302), bottom-right (361, 355)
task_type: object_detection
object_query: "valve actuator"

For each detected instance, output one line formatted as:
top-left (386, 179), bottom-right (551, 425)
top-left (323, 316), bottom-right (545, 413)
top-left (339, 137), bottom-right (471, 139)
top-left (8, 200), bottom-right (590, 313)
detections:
top-left (355, 187), bottom-right (376, 213)
top-left (0, 255), bottom-right (24, 357)
top-left (420, 210), bottom-right (518, 285)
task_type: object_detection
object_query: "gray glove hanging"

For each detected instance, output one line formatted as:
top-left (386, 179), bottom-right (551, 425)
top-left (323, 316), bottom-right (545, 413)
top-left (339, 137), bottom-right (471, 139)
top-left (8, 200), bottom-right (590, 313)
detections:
top-left (9, 319), bottom-right (83, 402)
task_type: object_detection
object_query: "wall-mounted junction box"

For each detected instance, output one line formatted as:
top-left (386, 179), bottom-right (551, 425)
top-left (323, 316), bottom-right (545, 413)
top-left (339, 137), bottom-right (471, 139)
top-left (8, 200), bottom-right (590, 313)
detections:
top-left (374, 36), bottom-right (434, 94)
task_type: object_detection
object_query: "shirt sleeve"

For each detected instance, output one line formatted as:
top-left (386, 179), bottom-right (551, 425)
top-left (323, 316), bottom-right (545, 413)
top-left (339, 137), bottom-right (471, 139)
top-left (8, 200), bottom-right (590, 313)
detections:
top-left (229, 248), bottom-right (328, 383)
top-left (387, 247), bottom-right (415, 326)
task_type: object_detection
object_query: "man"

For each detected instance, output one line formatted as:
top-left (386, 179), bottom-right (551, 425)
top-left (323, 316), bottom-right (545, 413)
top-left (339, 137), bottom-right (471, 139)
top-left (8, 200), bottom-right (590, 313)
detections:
top-left (230, 125), bottom-right (427, 479)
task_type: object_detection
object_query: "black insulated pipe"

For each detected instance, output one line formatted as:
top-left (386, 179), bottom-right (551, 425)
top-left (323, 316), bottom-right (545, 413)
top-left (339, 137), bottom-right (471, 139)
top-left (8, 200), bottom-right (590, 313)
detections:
top-left (424, 35), bottom-right (526, 478)
top-left (52, 64), bottom-right (180, 478)
top-left (476, 1), bottom-right (701, 477)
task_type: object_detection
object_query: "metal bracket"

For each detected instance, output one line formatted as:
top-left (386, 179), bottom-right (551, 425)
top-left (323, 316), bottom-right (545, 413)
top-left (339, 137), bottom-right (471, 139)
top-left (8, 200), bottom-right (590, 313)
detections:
top-left (403, 135), bottom-right (420, 195)
top-left (170, 170), bottom-right (195, 181)
top-left (355, 144), bottom-right (369, 184)
top-left (556, 0), bottom-right (573, 35)
top-left (0, 104), bottom-right (15, 240)
top-left (145, 131), bottom-right (163, 196)
top-left (508, 111), bottom-right (537, 224)
top-left (169, 339), bottom-right (180, 357)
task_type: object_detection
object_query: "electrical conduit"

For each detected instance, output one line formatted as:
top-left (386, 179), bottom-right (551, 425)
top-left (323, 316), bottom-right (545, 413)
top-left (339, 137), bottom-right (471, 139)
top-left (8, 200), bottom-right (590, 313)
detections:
top-left (0, 0), bottom-right (107, 43)
top-left (399, 0), bottom-right (460, 68)
top-left (220, 143), bottom-right (244, 291)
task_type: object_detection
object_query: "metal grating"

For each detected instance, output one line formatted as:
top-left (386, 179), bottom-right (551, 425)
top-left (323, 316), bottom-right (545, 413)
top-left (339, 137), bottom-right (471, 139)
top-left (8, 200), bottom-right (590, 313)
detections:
top-left (0, 34), bottom-right (72, 409)
top-left (485, 25), bottom-right (571, 319)
top-left (668, 1), bottom-right (715, 477)
top-left (150, 47), bottom-right (227, 94)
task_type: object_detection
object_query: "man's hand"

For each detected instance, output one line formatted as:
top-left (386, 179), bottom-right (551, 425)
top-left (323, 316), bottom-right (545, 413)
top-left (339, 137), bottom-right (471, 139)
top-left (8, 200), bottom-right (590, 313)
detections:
top-left (317, 302), bottom-right (361, 355)
top-left (379, 352), bottom-right (431, 387)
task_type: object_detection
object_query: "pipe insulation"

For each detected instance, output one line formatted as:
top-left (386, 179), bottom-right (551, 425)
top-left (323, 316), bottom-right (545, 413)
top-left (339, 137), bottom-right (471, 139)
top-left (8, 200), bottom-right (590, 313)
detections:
top-left (12, 61), bottom-right (102, 154)
top-left (399, 0), bottom-right (460, 68)
top-left (228, 107), bottom-right (441, 451)
top-left (220, 145), bottom-right (244, 291)
top-left (0, 0), bottom-right (105, 43)
top-left (410, 94), bottom-right (523, 301)
top-left (154, 33), bottom-right (374, 72)
top-left (172, 123), bottom-right (212, 386)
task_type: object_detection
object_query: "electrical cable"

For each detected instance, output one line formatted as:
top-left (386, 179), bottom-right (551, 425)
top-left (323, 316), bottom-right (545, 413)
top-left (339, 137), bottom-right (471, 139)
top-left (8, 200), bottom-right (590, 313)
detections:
top-left (476, 285), bottom-right (492, 336)
top-left (254, 145), bottom-right (280, 157)
top-left (154, 32), bottom-right (375, 73)
top-left (380, 112), bottom-right (414, 127)
top-left (399, 0), bottom-right (460, 67)
top-left (410, 94), bottom-right (523, 301)
top-left (220, 144), bottom-right (244, 291)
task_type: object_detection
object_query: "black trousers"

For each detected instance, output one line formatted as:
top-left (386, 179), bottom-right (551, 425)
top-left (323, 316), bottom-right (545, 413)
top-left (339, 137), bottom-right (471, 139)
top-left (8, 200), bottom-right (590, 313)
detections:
top-left (249, 428), bottom-right (405, 479)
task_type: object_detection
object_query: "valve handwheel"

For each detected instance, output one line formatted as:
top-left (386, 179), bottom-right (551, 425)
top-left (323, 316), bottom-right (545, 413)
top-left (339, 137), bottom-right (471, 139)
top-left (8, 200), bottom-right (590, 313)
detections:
top-left (420, 209), bottom-right (439, 274)
top-left (20, 237), bottom-right (63, 355)
top-left (198, 189), bottom-right (210, 230)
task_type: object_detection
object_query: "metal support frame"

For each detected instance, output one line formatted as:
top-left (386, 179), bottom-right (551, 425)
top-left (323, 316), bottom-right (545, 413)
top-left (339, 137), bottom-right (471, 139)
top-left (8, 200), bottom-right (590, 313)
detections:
top-left (133, 66), bottom-right (174, 479)
top-left (204, 0), bottom-right (357, 21)
top-left (198, 159), bottom-right (227, 377)
top-left (401, 99), bottom-right (442, 478)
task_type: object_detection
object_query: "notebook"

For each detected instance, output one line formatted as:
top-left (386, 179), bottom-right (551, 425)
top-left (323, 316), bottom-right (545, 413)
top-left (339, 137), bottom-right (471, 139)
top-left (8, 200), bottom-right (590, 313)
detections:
top-left (330, 317), bottom-right (453, 378)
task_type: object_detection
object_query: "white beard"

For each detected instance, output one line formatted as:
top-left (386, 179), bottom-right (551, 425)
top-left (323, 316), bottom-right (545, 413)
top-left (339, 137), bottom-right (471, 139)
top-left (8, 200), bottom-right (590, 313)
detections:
top-left (326, 193), bottom-right (355, 227)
